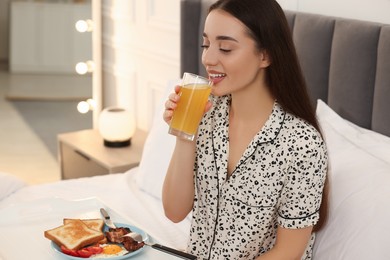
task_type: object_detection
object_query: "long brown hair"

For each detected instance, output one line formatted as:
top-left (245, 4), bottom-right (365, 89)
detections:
top-left (209, 0), bottom-right (328, 232)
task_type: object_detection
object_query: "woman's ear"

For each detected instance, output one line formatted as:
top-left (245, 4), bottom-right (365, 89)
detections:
top-left (259, 50), bottom-right (271, 68)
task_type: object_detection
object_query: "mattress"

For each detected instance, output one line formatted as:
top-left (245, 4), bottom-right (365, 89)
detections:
top-left (0, 168), bottom-right (191, 260)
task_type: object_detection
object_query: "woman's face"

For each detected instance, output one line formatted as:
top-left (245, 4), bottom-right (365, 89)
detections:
top-left (202, 10), bottom-right (269, 96)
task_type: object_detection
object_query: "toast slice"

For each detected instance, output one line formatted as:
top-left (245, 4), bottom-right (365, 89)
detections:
top-left (63, 218), bottom-right (107, 244)
top-left (44, 219), bottom-right (104, 250)
top-left (63, 218), bottom-right (104, 232)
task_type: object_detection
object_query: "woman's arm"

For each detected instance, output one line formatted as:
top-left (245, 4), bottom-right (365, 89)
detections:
top-left (256, 226), bottom-right (313, 260)
top-left (162, 138), bottom-right (197, 223)
top-left (161, 85), bottom-right (207, 223)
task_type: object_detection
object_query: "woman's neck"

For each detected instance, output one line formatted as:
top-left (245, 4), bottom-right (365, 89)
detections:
top-left (229, 83), bottom-right (275, 124)
top-left (227, 84), bottom-right (275, 177)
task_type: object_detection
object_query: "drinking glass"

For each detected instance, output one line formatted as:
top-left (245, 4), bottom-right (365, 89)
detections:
top-left (168, 72), bottom-right (212, 141)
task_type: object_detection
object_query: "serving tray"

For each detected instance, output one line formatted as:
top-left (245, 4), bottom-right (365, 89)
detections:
top-left (0, 197), bottom-right (182, 260)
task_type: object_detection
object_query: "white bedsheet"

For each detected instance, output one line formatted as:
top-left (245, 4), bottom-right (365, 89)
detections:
top-left (0, 168), bottom-right (191, 260)
top-left (2, 99), bottom-right (390, 260)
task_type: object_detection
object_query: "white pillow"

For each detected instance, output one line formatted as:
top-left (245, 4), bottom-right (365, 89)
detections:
top-left (0, 171), bottom-right (27, 201)
top-left (316, 99), bottom-right (390, 163)
top-left (133, 81), bottom-right (178, 200)
top-left (313, 100), bottom-right (390, 260)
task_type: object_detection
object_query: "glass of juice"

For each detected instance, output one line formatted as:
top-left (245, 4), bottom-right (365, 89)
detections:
top-left (168, 72), bottom-right (212, 141)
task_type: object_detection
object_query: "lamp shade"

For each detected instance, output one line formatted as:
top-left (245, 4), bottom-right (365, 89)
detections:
top-left (98, 107), bottom-right (136, 147)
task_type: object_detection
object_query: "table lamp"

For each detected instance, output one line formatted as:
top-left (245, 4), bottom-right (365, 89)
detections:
top-left (98, 107), bottom-right (136, 147)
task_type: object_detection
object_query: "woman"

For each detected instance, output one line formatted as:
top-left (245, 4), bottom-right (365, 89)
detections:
top-left (162, 0), bottom-right (328, 259)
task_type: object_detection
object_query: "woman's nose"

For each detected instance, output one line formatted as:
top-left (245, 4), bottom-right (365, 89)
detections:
top-left (201, 48), bottom-right (218, 67)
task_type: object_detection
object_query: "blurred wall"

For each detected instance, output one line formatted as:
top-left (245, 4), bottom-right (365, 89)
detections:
top-left (0, 0), bottom-right (10, 61)
top-left (101, 0), bottom-right (180, 131)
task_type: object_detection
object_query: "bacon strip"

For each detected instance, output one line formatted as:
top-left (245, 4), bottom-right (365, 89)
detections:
top-left (105, 227), bottom-right (144, 252)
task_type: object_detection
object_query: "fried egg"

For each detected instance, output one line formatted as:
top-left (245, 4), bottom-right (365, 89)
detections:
top-left (93, 244), bottom-right (128, 258)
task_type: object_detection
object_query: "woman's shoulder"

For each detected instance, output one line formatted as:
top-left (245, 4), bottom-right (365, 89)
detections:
top-left (281, 111), bottom-right (326, 153)
top-left (272, 103), bottom-right (320, 138)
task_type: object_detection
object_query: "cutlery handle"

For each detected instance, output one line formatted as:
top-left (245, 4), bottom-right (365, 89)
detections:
top-left (151, 244), bottom-right (197, 259)
top-left (100, 208), bottom-right (110, 220)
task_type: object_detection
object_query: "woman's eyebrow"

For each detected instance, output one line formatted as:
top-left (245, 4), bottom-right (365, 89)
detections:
top-left (203, 32), bottom-right (239, 42)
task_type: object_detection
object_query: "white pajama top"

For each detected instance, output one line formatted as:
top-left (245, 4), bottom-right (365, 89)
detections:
top-left (187, 95), bottom-right (327, 260)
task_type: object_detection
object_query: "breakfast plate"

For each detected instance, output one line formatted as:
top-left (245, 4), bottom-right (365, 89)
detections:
top-left (0, 197), bottom-right (182, 259)
top-left (51, 222), bottom-right (148, 259)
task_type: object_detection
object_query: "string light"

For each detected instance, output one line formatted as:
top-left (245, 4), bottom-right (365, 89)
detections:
top-left (75, 19), bottom-right (93, 33)
top-left (75, 60), bottom-right (95, 75)
top-left (75, 17), bottom-right (95, 114)
top-left (77, 99), bottom-right (96, 114)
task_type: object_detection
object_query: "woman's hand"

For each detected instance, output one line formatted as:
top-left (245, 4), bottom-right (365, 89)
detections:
top-left (163, 85), bottom-right (213, 125)
top-left (163, 85), bottom-right (181, 124)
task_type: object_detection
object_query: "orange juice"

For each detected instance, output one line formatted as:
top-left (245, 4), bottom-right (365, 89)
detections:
top-left (170, 84), bottom-right (211, 139)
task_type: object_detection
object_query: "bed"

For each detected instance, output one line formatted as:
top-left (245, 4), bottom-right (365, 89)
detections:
top-left (1, 0), bottom-right (390, 259)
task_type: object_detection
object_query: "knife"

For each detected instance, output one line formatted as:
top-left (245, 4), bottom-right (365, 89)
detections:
top-left (147, 243), bottom-right (198, 260)
top-left (100, 208), bottom-right (117, 229)
top-left (99, 208), bottom-right (198, 259)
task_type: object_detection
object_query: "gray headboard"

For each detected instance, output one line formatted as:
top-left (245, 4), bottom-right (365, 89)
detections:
top-left (180, 0), bottom-right (390, 137)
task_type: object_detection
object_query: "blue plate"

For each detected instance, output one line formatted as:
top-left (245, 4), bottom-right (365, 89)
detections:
top-left (51, 223), bottom-right (148, 259)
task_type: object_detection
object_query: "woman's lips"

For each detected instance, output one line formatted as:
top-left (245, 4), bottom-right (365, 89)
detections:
top-left (209, 73), bottom-right (226, 85)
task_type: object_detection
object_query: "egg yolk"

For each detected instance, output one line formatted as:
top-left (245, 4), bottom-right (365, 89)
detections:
top-left (102, 244), bottom-right (123, 255)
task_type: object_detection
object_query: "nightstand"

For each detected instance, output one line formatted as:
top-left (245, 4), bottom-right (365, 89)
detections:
top-left (57, 129), bottom-right (147, 180)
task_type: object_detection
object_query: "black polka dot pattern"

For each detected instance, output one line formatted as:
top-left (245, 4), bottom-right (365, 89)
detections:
top-left (187, 95), bottom-right (327, 260)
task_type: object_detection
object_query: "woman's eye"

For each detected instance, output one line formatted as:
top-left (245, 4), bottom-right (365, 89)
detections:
top-left (200, 45), bottom-right (231, 53)
top-left (220, 48), bottom-right (231, 53)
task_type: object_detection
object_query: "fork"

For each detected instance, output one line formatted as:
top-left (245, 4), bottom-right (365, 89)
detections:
top-left (123, 232), bottom-right (197, 259)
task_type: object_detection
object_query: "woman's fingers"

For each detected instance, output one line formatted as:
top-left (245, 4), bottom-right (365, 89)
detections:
top-left (163, 86), bottom-right (181, 124)
top-left (163, 85), bottom-right (212, 124)
top-left (163, 109), bottom-right (174, 123)
top-left (165, 96), bottom-right (178, 110)
top-left (174, 84), bottom-right (181, 93)
top-left (163, 103), bottom-right (174, 124)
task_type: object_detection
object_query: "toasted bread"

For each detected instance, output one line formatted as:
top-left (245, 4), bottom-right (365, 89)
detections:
top-left (63, 218), bottom-right (106, 244)
top-left (63, 218), bottom-right (104, 232)
top-left (44, 219), bottom-right (104, 250)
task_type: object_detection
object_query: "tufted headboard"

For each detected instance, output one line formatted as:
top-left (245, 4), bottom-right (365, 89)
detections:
top-left (180, 0), bottom-right (390, 137)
